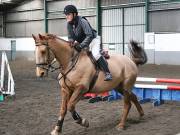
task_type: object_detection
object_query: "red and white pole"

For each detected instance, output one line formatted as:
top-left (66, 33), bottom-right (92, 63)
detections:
top-left (137, 77), bottom-right (180, 84)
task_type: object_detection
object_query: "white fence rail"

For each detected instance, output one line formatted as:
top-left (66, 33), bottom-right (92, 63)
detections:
top-left (0, 51), bottom-right (15, 95)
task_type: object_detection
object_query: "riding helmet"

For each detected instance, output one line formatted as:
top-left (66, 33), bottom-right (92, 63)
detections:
top-left (64, 5), bottom-right (78, 15)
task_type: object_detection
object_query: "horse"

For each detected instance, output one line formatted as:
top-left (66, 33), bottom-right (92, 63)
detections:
top-left (32, 33), bottom-right (147, 135)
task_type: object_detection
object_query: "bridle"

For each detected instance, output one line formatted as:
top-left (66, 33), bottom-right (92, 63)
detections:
top-left (35, 42), bottom-right (60, 73)
top-left (35, 38), bottom-right (80, 82)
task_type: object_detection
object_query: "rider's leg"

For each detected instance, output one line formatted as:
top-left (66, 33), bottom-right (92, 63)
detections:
top-left (97, 56), bottom-right (112, 81)
top-left (89, 36), bottom-right (112, 81)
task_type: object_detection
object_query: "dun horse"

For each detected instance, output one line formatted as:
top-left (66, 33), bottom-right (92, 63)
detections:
top-left (33, 33), bottom-right (147, 135)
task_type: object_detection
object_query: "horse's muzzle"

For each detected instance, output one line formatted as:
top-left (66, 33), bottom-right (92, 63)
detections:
top-left (36, 67), bottom-right (47, 78)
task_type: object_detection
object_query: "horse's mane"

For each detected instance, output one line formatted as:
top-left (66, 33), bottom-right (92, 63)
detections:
top-left (45, 33), bottom-right (70, 44)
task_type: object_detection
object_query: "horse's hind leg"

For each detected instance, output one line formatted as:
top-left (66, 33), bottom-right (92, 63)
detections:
top-left (117, 90), bottom-right (132, 130)
top-left (117, 88), bottom-right (144, 118)
top-left (115, 77), bottom-right (144, 130)
top-left (129, 92), bottom-right (144, 117)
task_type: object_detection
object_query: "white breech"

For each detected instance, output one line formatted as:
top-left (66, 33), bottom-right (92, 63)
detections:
top-left (89, 36), bottom-right (101, 60)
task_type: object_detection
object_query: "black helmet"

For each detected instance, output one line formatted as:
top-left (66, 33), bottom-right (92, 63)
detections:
top-left (64, 5), bottom-right (78, 15)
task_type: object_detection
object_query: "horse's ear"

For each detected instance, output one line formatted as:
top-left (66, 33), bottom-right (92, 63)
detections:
top-left (32, 34), bottom-right (36, 40)
top-left (38, 34), bottom-right (44, 40)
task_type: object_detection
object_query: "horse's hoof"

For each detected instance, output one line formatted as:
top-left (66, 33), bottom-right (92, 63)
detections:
top-left (115, 125), bottom-right (125, 131)
top-left (139, 113), bottom-right (145, 120)
top-left (80, 118), bottom-right (89, 128)
top-left (51, 129), bottom-right (60, 135)
top-left (140, 112), bottom-right (144, 117)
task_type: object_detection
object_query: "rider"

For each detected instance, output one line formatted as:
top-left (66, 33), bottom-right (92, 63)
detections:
top-left (64, 5), bottom-right (112, 81)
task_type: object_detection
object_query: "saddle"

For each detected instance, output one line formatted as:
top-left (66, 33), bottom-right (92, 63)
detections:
top-left (86, 50), bottom-right (110, 91)
top-left (87, 49), bottom-right (110, 69)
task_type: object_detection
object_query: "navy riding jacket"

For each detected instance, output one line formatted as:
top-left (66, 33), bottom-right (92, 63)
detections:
top-left (67, 16), bottom-right (97, 48)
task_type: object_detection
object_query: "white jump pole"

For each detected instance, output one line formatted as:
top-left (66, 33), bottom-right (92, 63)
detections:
top-left (0, 52), bottom-right (5, 91)
top-left (135, 84), bottom-right (180, 90)
top-left (0, 52), bottom-right (15, 95)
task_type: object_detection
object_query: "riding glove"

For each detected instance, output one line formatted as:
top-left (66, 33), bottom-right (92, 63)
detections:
top-left (74, 44), bottom-right (82, 52)
top-left (75, 44), bottom-right (87, 52)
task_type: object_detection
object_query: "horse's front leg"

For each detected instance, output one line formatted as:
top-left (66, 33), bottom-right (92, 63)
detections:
top-left (67, 85), bottom-right (89, 128)
top-left (51, 87), bottom-right (70, 135)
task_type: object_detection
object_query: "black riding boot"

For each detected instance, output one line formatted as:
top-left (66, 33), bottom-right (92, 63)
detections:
top-left (97, 56), bottom-right (112, 81)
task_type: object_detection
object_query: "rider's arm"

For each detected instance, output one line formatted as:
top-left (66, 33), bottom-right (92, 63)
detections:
top-left (79, 18), bottom-right (94, 48)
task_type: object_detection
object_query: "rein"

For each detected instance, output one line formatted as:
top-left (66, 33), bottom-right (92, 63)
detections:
top-left (58, 52), bottom-right (80, 81)
top-left (49, 36), bottom-right (81, 82)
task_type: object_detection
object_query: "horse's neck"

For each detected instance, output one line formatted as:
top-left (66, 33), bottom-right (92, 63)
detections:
top-left (49, 39), bottom-right (73, 69)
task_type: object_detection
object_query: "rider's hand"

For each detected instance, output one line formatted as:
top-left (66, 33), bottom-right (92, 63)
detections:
top-left (70, 41), bottom-right (79, 47)
top-left (74, 44), bottom-right (82, 52)
top-left (69, 41), bottom-right (75, 47)
top-left (74, 41), bottom-right (79, 46)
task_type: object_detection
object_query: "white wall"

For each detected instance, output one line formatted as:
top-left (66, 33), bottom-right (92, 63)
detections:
top-left (144, 32), bottom-right (155, 50)
top-left (0, 37), bottom-right (68, 60)
top-left (0, 38), bottom-right (35, 51)
top-left (145, 32), bottom-right (180, 65)
top-left (0, 37), bottom-right (68, 51)
top-left (145, 32), bottom-right (180, 51)
top-left (155, 33), bottom-right (180, 51)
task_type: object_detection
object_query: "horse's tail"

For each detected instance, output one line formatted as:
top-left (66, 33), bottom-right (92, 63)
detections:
top-left (128, 40), bottom-right (147, 66)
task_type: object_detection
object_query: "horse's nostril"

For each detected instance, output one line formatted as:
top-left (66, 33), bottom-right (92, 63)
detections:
top-left (41, 71), bottom-right (45, 76)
